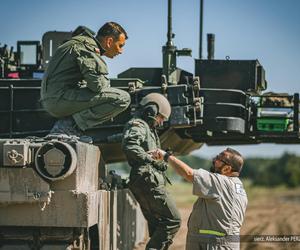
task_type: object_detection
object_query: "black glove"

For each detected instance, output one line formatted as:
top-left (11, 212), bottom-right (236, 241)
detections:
top-left (152, 160), bottom-right (168, 172)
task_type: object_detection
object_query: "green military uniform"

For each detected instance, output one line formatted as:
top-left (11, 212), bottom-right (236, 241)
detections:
top-left (41, 26), bottom-right (130, 131)
top-left (122, 117), bottom-right (181, 250)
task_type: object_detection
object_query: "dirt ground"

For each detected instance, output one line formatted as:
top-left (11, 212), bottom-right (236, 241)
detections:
top-left (239, 189), bottom-right (300, 250)
top-left (136, 184), bottom-right (300, 250)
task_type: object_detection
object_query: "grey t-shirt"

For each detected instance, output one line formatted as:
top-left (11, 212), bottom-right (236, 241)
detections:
top-left (187, 169), bottom-right (248, 240)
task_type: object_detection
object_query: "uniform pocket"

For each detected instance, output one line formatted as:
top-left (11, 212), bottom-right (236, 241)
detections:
top-left (153, 170), bottom-right (165, 186)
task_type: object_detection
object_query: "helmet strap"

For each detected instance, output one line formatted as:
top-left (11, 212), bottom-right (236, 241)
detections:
top-left (141, 104), bottom-right (158, 127)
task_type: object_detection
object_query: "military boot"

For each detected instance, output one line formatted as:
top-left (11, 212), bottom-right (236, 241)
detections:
top-left (50, 116), bottom-right (93, 143)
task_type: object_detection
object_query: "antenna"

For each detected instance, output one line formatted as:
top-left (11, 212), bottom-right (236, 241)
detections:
top-left (167, 0), bottom-right (173, 46)
top-left (162, 0), bottom-right (192, 85)
top-left (199, 0), bottom-right (204, 59)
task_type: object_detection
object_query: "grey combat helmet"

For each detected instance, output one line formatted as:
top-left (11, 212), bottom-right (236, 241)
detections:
top-left (140, 93), bottom-right (171, 119)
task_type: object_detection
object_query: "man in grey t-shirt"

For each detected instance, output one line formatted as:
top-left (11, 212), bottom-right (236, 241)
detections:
top-left (150, 148), bottom-right (248, 250)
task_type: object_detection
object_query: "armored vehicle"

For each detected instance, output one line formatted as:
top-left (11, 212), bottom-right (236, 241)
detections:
top-left (0, 135), bottom-right (146, 249)
top-left (0, 0), bottom-right (299, 249)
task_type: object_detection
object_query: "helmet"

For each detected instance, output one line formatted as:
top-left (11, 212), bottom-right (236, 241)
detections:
top-left (139, 93), bottom-right (171, 119)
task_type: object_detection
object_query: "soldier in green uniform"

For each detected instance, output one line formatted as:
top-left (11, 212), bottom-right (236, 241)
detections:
top-left (41, 22), bottom-right (131, 137)
top-left (122, 93), bottom-right (181, 250)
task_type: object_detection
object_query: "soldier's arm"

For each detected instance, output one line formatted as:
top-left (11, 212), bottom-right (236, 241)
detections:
top-left (74, 44), bottom-right (110, 93)
top-left (122, 124), bottom-right (155, 165)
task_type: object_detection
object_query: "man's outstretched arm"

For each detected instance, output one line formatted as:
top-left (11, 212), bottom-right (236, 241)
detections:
top-left (150, 149), bottom-right (194, 182)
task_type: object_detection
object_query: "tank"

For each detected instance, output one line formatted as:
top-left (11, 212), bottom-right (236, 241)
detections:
top-left (0, 135), bottom-right (147, 249)
top-left (0, 0), bottom-right (300, 249)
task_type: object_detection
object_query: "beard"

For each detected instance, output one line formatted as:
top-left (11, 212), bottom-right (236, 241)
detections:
top-left (209, 165), bottom-right (215, 173)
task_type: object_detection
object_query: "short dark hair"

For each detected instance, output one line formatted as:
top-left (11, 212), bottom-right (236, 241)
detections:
top-left (224, 148), bottom-right (244, 173)
top-left (97, 22), bottom-right (128, 40)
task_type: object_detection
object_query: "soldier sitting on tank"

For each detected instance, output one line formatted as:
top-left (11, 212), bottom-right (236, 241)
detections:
top-left (41, 22), bottom-right (131, 140)
top-left (122, 93), bottom-right (181, 250)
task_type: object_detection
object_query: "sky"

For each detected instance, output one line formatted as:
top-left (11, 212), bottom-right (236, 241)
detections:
top-left (1, 0), bottom-right (300, 158)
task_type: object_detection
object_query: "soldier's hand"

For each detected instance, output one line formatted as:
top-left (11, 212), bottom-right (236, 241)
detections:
top-left (152, 160), bottom-right (168, 172)
top-left (148, 149), bottom-right (166, 161)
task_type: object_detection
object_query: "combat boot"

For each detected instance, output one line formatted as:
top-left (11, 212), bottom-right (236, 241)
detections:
top-left (50, 116), bottom-right (93, 143)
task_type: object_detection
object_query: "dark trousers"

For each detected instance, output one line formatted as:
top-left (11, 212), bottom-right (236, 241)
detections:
top-left (129, 170), bottom-right (181, 250)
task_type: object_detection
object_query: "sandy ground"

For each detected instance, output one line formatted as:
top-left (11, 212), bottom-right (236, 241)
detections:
top-left (136, 187), bottom-right (300, 250)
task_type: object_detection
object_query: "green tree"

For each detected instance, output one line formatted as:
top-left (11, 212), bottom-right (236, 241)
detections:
top-left (283, 153), bottom-right (300, 187)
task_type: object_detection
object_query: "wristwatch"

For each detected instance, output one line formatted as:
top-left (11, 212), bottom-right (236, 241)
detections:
top-left (163, 150), bottom-right (173, 162)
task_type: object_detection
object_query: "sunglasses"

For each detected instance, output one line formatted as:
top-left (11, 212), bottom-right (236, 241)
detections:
top-left (215, 154), bottom-right (231, 166)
